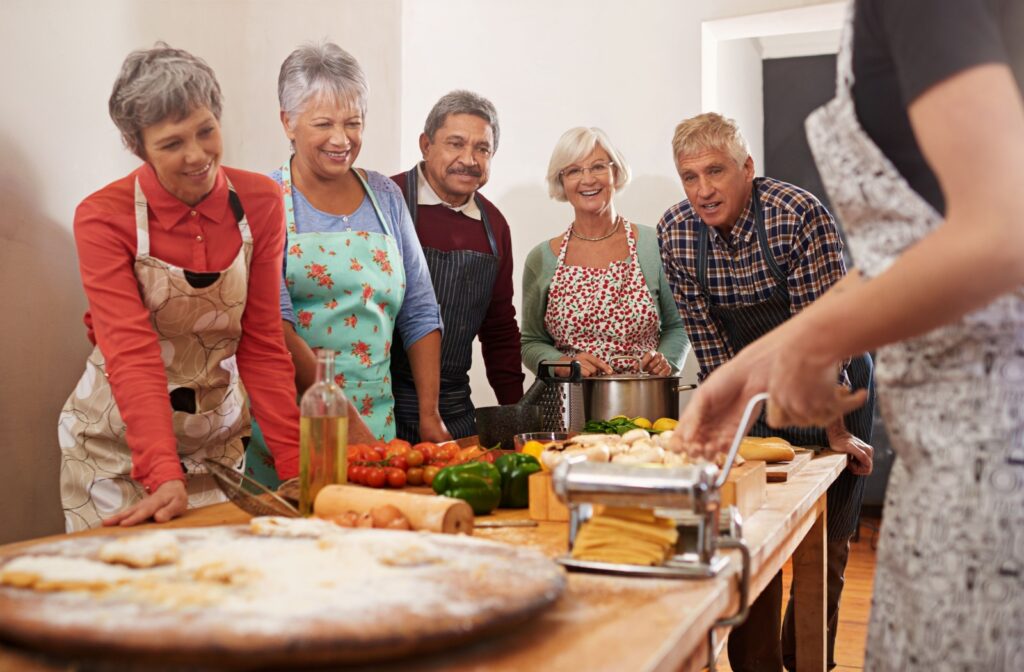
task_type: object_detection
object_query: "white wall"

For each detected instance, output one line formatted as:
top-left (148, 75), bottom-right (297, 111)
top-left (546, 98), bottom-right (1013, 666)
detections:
top-left (0, 0), bottom-right (402, 544)
top-left (0, 0), bottom-right (836, 543)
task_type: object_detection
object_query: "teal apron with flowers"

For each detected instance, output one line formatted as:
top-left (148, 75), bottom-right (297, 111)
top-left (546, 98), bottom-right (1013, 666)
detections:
top-left (246, 162), bottom-right (406, 487)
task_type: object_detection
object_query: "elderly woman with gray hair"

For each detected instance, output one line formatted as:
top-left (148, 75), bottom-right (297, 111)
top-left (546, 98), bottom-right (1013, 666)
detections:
top-left (521, 127), bottom-right (688, 378)
top-left (245, 42), bottom-right (446, 485)
top-left (59, 44), bottom-right (301, 531)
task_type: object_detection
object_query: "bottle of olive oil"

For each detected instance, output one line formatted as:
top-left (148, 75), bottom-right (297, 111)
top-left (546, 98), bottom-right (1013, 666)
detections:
top-left (299, 350), bottom-right (349, 516)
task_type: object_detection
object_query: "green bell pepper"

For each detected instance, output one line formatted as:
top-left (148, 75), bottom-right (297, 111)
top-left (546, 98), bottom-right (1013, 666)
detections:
top-left (494, 453), bottom-right (541, 508)
top-left (432, 461), bottom-right (502, 515)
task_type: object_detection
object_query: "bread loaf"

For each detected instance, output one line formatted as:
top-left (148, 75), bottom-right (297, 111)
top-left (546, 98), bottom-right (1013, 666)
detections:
top-left (738, 437), bottom-right (796, 463)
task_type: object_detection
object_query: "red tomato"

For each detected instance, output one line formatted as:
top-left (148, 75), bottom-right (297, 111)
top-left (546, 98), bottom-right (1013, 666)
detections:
top-left (365, 467), bottom-right (387, 488)
top-left (412, 442), bottom-right (437, 461)
top-left (386, 438), bottom-right (412, 455)
top-left (422, 465), bottom-right (442, 486)
top-left (405, 467), bottom-right (424, 486)
top-left (386, 468), bottom-right (407, 488)
top-left (388, 455), bottom-right (408, 471)
top-left (372, 446), bottom-right (387, 460)
top-left (405, 449), bottom-right (424, 468)
top-left (347, 464), bottom-right (360, 483)
top-left (476, 452), bottom-right (497, 464)
top-left (432, 443), bottom-right (458, 463)
top-left (350, 465), bottom-right (367, 484)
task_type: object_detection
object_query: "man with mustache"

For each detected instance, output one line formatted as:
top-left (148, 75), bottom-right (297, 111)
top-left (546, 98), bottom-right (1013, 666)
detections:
top-left (390, 91), bottom-right (524, 442)
top-left (657, 112), bottom-right (875, 672)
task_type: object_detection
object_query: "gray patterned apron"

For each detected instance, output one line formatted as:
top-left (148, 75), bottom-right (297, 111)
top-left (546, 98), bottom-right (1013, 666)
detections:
top-left (806, 3), bottom-right (1024, 669)
top-left (58, 177), bottom-right (252, 532)
top-left (391, 166), bottom-right (499, 441)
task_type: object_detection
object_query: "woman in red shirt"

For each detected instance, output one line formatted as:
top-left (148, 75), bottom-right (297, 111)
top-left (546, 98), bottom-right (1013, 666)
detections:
top-left (59, 44), bottom-right (300, 531)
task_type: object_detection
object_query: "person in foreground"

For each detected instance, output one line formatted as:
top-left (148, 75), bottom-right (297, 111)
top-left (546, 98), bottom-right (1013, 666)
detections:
top-left (658, 112), bottom-right (874, 672)
top-left (390, 91), bottom-right (524, 442)
top-left (674, 1), bottom-right (1024, 669)
top-left (521, 126), bottom-right (688, 379)
top-left (59, 44), bottom-right (300, 531)
top-left (245, 41), bottom-right (447, 487)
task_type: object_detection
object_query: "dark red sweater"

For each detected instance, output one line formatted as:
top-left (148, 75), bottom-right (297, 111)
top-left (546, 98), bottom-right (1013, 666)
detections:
top-left (391, 171), bottom-right (524, 404)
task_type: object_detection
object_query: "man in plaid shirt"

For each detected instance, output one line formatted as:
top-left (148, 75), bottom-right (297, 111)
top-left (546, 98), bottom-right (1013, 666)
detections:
top-left (658, 113), bottom-right (874, 672)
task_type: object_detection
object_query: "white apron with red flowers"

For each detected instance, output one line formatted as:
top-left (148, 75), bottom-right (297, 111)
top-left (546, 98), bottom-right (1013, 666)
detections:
top-left (544, 221), bottom-right (660, 371)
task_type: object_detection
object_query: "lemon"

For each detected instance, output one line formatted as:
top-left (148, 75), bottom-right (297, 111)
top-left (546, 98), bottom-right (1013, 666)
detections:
top-left (652, 417), bottom-right (678, 432)
top-left (631, 417), bottom-right (652, 429)
top-left (521, 440), bottom-right (546, 466)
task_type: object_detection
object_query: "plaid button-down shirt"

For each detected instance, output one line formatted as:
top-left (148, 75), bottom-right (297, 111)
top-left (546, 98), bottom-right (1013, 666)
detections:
top-left (657, 177), bottom-right (847, 381)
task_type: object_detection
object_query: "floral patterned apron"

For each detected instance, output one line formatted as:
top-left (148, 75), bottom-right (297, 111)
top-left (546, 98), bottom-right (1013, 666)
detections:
top-left (246, 161), bottom-right (407, 487)
top-left (58, 177), bottom-right (252, 532)
top-left (806, 4), bottom-right (1024, 669)
top-left (544, 221), bottom-right (660, 372)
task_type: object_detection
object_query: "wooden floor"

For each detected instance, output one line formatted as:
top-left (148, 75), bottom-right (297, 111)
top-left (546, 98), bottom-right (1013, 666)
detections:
top-left (716, 517), bottom-right (881, 671)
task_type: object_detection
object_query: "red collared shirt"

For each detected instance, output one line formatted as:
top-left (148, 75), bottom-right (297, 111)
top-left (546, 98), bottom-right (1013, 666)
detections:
top-left (74, 163), bottom-right (299, 493)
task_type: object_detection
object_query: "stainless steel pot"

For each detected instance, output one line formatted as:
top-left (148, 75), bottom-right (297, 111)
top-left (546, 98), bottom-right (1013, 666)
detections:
top-left (582, 355), bottom-right (696, 421)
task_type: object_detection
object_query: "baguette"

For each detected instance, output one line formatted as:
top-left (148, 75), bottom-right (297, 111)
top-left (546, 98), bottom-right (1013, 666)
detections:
top-left (738, 437), bottom-right (796, 463)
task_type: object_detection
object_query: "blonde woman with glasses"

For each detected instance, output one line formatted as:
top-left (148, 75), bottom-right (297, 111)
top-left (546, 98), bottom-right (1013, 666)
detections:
top-left (521, 127), bottom-right (688, 378)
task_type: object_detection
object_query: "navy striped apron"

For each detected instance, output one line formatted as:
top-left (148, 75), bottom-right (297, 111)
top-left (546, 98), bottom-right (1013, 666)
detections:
top-left (696, 181), bottom-right (873, 540)
top-left (391, 166), bottom-right (500, 442)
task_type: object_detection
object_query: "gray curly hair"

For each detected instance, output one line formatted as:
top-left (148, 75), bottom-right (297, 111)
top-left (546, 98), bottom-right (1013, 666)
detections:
top-left (108, 42), bottom-right (223, 158)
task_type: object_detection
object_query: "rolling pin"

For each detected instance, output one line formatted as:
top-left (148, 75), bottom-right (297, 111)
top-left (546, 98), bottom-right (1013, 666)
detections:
top-left (314, 485), bottom-right (475, 535)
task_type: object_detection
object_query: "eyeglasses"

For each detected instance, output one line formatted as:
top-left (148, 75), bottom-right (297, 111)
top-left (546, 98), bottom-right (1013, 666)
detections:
top-left (559, 161), bottom-right (614, 183)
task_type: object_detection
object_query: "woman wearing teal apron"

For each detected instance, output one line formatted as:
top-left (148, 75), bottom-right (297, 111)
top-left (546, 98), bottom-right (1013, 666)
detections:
top-left (246, 42), bottom-right (445, 487)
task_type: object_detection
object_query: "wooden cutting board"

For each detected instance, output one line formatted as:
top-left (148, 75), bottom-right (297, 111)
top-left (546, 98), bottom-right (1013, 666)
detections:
top-left (0, 523), bottom-right (565, 668)
top-left (765, 449), bottom-right (814, 482)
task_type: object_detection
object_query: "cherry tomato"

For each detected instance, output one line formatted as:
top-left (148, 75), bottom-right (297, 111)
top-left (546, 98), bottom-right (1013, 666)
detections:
top-left (386, 438), bottom-right (412, 455)
top-left (475, 452), bottom-right (497, 464)
top-left (348, 444), bottom-right (370, 461)
top-left (386, 468), bottom-right (407, 488)
top-left (405, 449), bottom-right (424, 468)
top-left (388, 455), bottom-right (409, 471)
top-left (350, 465), bottom-right (367, 484)
top-left (365, 467), bottom-right (387, 488)
top-left (422, 465), bottom-right (442, 486)
top-left (347, 464), bottom-right (360, 483)
top-left (432, 443), bottom-right (458, 463)
top-left (413, 442), bottom-right (437, 461)
top-left (405, 467), bottom-right (424, 486)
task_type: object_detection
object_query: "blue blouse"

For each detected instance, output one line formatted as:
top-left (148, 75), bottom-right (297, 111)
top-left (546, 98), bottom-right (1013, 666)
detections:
top-left (272, 168), bottom-right (443, 347)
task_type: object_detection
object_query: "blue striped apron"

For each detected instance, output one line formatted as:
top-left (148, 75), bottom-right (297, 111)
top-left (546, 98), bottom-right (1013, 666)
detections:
top-left (390, 166), bottom-right (500, 441)
top-left (695, 179), bottom-right (874, 541)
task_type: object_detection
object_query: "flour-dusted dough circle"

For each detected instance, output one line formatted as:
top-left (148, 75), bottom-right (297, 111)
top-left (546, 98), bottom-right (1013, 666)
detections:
top-left (0, 519), bottom-right (566, 668)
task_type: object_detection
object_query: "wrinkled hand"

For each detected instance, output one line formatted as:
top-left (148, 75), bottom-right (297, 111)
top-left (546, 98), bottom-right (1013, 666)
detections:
top-left (553, 352), bottom-right (613, 378)
top-left (640, 351), bottom-right (672, 376)
top-left (102, 479), bottom-right (188, 527)
top-left (418, 412), bottom-right (452, 443)
top-left (670, 323), bottom-right (868, 461)
top-left (670, 350), bottom-right (769, 461)
top-left (827, 430), bottom-right (874, 476)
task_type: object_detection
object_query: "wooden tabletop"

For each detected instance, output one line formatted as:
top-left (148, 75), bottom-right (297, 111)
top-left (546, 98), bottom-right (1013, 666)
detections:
top-left (0, 454), bottom-right (847, 672)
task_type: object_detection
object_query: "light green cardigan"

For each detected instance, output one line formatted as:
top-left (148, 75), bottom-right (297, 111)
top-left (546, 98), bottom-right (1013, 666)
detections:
top-left (520, 223), bottom-right (690, 375)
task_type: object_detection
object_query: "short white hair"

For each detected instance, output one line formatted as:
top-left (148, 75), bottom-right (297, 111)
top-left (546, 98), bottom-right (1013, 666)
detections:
top-left (546, 127), bottom-right (631, 202)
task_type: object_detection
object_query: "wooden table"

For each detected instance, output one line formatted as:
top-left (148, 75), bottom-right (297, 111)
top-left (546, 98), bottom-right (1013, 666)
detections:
top-left (0, 454), bottom-right (846, 672)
